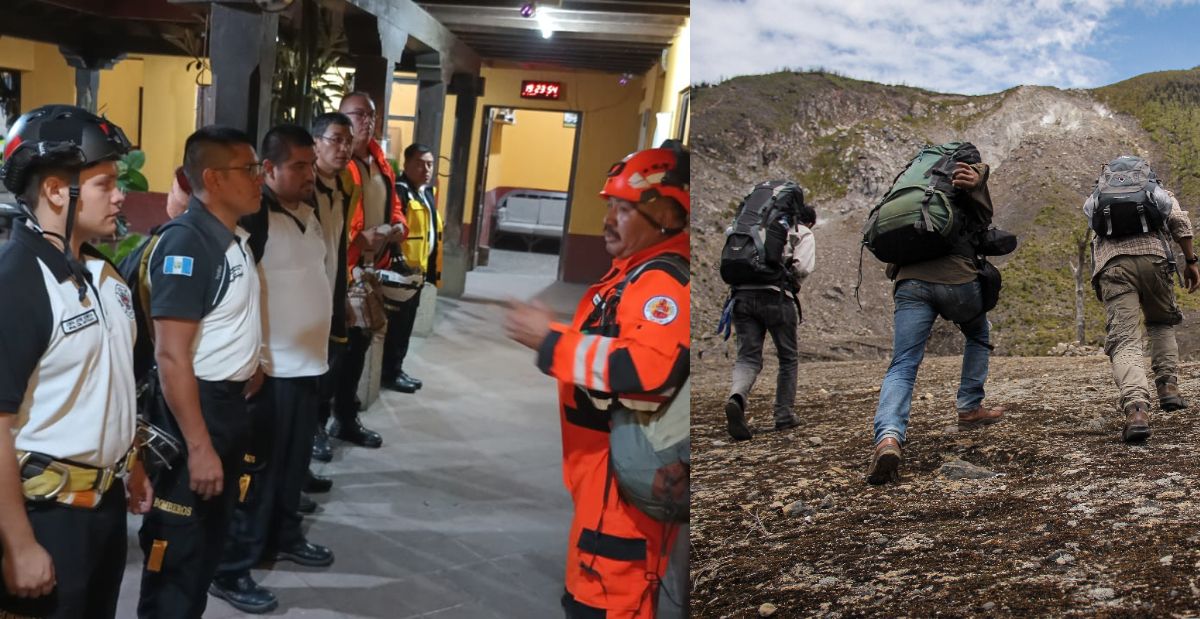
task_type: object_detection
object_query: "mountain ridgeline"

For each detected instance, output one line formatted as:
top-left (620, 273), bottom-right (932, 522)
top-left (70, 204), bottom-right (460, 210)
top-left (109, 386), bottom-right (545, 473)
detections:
top-left (691, 69), bottom-right (1200, 360)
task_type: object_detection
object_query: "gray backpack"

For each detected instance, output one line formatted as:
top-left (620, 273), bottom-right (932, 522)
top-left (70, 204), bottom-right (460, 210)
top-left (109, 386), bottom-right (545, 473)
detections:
top-left (1090, 156), bottom-right (1171, 237)
top-left (610, 378), bottom-right (689, 523)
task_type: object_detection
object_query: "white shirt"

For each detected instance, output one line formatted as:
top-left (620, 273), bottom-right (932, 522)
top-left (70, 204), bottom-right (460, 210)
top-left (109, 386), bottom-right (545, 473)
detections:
top-left (257, 204), bottom-right (332, 378)
top-left (0, 224), bottom-right (136, 467)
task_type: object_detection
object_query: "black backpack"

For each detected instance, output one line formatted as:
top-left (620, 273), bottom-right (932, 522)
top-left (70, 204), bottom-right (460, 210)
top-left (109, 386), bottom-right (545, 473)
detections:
top-left (1089, 156), bottom-right (1170, 238)
top-left (117, 217), bottom-right (230, 386)
top-left (719, 181), bottom-right (802, 289)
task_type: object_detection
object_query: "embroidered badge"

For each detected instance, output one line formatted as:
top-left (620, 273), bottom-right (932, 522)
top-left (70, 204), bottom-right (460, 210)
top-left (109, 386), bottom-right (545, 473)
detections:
top-left (163, 255), bottom-right (194, 277)
top-left (62, 309), bottom-right (98, 335)
top-left (114, 283), bottom-right (136, 320)
top-left (643, 296), bottom-right (678, 325)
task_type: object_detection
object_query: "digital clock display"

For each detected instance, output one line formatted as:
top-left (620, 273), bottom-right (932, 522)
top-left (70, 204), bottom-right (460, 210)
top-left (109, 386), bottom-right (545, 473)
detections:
top-left (521, 81), bottom-right (562, 100)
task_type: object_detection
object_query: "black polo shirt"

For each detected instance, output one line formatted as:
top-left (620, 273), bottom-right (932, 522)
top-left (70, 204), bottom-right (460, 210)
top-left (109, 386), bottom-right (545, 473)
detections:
top-left (147, 197), bottom-right (261, 382)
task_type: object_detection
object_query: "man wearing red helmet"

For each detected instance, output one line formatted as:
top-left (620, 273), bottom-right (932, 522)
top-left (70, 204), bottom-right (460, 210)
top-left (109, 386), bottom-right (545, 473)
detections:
top-left (505, 141), bottom-right (690, 618)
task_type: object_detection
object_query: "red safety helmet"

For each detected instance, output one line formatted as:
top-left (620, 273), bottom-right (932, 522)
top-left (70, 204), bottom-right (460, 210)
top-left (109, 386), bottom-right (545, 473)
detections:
top-left (600, 141), bottom-right (690, 213)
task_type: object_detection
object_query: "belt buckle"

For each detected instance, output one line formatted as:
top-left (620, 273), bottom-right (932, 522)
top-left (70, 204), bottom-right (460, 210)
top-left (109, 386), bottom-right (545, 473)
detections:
top-left (18, 452), bottom-right (71, 501)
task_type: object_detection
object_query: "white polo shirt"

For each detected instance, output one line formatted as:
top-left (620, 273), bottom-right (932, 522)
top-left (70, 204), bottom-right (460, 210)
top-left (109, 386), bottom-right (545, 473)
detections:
top-left (246, 193), bottom-right (331, 378)
top-left (0, 223), bottom-right (136, 468)
top-left (148, 200), bottom-right (262, 383)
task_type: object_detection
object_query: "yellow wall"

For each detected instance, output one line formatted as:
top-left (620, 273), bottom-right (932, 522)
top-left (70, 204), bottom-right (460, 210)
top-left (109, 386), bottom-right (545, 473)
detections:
top-left (98, 58), bottom-right (144, 146)
top-left (13, 40), bottom-right (74, 113)
top-left (462, 65), bottom-right (644, 236)
top-left (0, 37), bottom-right (198, 193)
top-left (483, 109), bottom-right (574, 193)
top-left (435, 92), bottom-right (456, 214)
top-left (139, 55), bottom-right (198, 193)
top-left (641, 19), bottom-right (690, 146)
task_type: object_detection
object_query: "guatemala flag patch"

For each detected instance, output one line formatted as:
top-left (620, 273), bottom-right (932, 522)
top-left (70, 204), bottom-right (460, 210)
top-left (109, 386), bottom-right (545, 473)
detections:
top-left (163, 255), bottom-right (194, 277)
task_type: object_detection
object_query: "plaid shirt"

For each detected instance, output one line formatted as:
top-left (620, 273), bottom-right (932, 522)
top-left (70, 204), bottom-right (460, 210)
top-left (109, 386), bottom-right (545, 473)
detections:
top-left (1089, 189), bottom-right (1193, 278)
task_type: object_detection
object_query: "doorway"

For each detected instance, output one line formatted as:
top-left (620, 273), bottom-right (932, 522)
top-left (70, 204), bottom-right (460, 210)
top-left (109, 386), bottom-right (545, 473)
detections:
top-left (470, 106), bottom-right (582, 278)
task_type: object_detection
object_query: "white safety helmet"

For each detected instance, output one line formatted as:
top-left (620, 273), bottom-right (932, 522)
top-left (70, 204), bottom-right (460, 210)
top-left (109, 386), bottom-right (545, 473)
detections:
top-left (377, 268), bottom-right (425, 303)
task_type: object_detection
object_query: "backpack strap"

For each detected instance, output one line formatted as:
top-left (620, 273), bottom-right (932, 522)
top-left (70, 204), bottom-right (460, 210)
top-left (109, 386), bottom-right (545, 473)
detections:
top-left (597, 253), bottom-right (689, 332)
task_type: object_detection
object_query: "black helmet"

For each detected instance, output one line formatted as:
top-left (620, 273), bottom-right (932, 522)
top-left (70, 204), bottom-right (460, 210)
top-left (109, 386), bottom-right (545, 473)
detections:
top-left (2, 104), bottom-right (131, 198)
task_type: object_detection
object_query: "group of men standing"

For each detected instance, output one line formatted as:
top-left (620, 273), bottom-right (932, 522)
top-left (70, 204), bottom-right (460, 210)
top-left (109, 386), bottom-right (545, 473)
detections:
top-left (0, 91), bottom-right (442, 618)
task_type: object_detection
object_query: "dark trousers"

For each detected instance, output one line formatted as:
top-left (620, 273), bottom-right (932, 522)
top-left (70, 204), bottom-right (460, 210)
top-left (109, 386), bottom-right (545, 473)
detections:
top-left (218, 376), bottom-right (320, 576)
top-left (137, 379), bottom-right (252, 619)
top-left (382, 293), bottom-right (421, 380)
top-left (318, 339), bottom-right (347, 428)
top-left (729, 289), bottom-right (800, 424)
top-left (0, 484), bottom-right (127, 619)
top-left (332, 328), bottom-right (372, 424)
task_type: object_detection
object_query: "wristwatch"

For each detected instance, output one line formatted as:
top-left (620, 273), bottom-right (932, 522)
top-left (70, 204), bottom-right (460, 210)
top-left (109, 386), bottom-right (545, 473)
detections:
top-left (1187, 255), bottom-right (1199, 265)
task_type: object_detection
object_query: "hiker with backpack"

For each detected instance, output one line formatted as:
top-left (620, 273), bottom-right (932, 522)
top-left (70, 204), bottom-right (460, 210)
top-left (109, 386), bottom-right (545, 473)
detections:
top-left (0, 105), bottom-right (151, 619)
top-left (503, 142), bottom-right (691, 618)
top-left (719, 180), bottom-right (816, 440)
top-left (862, 142), bottom-right (1009, 484)
top-left (1084, 155), bottom-right (1199, 443)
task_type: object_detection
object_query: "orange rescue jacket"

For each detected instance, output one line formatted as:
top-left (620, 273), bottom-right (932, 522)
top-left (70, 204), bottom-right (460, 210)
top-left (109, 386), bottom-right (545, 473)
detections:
top-left (535, 231), bottom-right (690, 617)
top-left (346, 138), bottom-right (408, 271)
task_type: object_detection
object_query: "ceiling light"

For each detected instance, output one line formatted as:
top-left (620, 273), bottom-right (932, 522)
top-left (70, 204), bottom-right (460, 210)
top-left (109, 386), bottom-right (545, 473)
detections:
top-left (520, 3), bottom-right (536, 18)
top-left (537, 11), bottom-right (554, 39)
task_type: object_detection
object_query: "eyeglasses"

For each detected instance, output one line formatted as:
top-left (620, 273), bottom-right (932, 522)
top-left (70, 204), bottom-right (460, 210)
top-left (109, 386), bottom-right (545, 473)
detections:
top-left (343, 110), bottom-right (376, 124)
top-left (213, 162), bottom-right (265, 178)
top-left (318, 135), bottom-right (354, 150)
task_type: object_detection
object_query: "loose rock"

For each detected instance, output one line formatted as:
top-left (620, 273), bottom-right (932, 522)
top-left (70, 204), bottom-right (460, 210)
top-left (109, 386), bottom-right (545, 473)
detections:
top-left (759, 602), bottom-right (778, 617)
top-left (938, 460), bottom-right (999, 480)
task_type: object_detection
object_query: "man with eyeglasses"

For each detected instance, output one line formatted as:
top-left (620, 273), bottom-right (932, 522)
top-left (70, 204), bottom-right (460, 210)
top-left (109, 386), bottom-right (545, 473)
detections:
top-left (308, 112), bottom-right (359, 463)
top-left (332, 92), bottom-right (407, 450)
top-left (136, 126), bottom-right (265, 619)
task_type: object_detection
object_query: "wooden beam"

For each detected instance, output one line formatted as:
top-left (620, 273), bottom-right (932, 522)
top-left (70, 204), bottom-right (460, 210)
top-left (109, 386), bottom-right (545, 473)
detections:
top-left (343, 0), bottom-right (481, 83)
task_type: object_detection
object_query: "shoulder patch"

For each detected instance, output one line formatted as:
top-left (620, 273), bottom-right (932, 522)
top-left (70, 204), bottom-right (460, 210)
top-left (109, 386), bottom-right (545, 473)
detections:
top-left (643, 296), bottom-right (679, 325)
top-left (114, 283), bottom-right (136, 320)
top-left (163, 256), bottom-right (194, 277)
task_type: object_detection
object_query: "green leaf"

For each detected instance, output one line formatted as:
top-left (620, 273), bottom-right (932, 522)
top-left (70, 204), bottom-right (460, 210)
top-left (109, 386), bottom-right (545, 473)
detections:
top-left (125, 169), bottom-right (149, 192)
top-left (125, 150), bottom-right (146, 170)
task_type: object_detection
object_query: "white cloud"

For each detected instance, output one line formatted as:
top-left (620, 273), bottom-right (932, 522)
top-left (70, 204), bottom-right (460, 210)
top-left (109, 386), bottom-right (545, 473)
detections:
top-left (693, 0), bottom-right (1199, 94)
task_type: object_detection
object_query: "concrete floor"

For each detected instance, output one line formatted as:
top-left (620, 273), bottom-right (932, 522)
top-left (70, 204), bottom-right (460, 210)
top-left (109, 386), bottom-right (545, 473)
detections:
top-left (117, 249), bottom-right (588, 618)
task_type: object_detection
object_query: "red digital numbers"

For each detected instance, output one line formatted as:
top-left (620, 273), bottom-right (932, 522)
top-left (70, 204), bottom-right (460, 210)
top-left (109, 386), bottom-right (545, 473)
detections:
top-left (521, 81), bottom-right (562, 100)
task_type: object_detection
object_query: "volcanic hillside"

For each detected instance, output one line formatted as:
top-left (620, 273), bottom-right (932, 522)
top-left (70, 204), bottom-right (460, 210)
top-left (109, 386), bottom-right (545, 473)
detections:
top-left (691, 69), bottom-right (1200, 360)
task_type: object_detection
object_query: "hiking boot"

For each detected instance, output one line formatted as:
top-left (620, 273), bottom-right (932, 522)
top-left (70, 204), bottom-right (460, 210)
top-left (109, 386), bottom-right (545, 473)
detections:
top-left (865, 437), bottom-right (902, 485)
top-left (1122, 402), bottom-right (1151, 443)
top-left (724, 395), bottom-right (752, 441)
top-left (957, 405), bottom-right (1005, 429)
top-left (774, 416), bottom-right (801, 431)
top-left (1155, 376), bottom-right (1188, 411)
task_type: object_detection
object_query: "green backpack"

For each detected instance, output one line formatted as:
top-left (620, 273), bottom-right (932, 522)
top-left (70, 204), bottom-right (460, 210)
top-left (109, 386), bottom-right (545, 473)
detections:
top-left (862, 142), bottom-right (982, 265)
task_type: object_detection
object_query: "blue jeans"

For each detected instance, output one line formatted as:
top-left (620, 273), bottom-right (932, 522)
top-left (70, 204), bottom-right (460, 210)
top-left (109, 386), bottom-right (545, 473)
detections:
top-left (872, 279), bottom-right (990, 445)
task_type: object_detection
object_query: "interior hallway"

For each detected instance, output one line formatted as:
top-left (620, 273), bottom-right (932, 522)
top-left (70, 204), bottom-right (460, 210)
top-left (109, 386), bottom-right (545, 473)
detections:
top-left (117, 249), bottom-right (588, 618)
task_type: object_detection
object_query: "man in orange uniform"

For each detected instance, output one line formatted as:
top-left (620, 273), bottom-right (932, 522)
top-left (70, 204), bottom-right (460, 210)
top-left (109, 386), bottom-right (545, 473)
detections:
top-left (505, 143), bottom-right (690, 618)
top-left (328, 92), bottom-right (407, 449)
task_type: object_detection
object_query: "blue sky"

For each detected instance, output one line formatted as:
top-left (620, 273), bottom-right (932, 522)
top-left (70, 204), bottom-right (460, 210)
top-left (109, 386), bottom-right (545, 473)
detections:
top-left (694, 0), bottom-right (1200, 94)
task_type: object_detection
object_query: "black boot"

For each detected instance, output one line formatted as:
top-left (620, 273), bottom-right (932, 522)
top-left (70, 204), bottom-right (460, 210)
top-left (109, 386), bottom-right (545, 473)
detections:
top-left (305, 470), bottom-right (332, 493)
top-left (312, 423), bottom-right (333, 462)
top-left (209, 574), bottom-right (278, 614)
top-left (382, 372), bottom-right (420, 393)
top-left (275, 540), bottom-right (335, 567)
top-left (330, 418), bottom-right (383, 448)
top-left (297, 493), bottom-right (318, 514)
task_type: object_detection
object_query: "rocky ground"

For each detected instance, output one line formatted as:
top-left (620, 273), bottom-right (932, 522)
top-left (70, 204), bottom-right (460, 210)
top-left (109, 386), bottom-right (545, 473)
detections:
top-left (690, 350), bottom-right (1200, 617)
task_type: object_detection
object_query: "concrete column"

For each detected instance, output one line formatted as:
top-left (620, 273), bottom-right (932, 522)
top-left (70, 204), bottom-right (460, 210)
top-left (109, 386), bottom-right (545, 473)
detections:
top-left (208, 4), bottom-right (278, 144)
top-left (59, 48), bottom-right (124, 114)
top-left (438, 73), bottom-right (481, 299)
